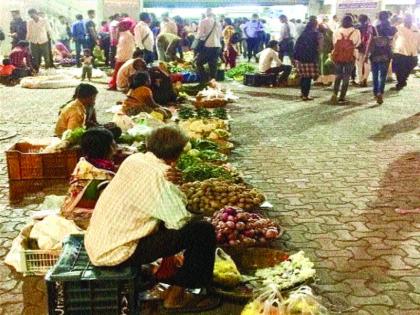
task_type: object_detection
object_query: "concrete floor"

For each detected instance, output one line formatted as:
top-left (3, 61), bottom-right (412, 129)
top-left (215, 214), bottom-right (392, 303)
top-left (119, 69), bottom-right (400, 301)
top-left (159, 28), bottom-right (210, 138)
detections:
top-left (1, 76), bottom-right (420, 315)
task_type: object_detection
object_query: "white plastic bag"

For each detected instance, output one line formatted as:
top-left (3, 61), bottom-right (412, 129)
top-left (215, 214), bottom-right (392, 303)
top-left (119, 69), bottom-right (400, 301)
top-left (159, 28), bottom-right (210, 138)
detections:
top-left (112, 113), bottom-right (135, 132)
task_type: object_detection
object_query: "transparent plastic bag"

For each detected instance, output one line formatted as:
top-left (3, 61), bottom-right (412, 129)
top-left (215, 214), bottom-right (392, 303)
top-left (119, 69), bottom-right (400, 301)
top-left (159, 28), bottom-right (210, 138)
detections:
top-left (284, 286), bottom-right (329, 315)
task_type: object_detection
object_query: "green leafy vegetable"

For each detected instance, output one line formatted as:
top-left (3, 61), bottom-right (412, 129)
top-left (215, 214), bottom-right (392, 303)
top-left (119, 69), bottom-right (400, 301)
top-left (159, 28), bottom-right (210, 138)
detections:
top-left (190, 139), bottom-right (219, 151)
top-left (62, 128), bottom-right (86, 145)
top-left (226, 63), bottom-right (256, 81)
top-left (212, 108), bottom-right (228, 120)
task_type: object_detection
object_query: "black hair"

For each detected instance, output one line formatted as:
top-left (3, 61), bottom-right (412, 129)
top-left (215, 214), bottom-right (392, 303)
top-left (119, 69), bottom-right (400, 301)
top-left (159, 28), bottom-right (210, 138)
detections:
top-left (130, 71), bottom-right (150, 89)
top-left (101, 21), bottom-right (107, 26)
top-left (3, 59), bottom-right (11, 65)
top-left (81, 128), bottom-right (114, 159)
top-left (359, 14), bottom-right (368, 24)
top-left (87, 10), bottom-right (95, 15)
top-left (267, 40), bottom-right (279, 49)
top-left (28, 9), bottom-right (37, 15)
top-left (342, 15), bottom-right (353, 28)
top-left (73, 83), bottom-right (98, 100)
top-left (379, 11), bottom-right (390, 22)
top-left (83, 48), bottom-right (91, 54)
top-left (279, 15), bottom-right (287, 20)
top-left (76, 14), bottom-right (83, 20)
top-left (133, 48), bottom-right (144, 59)
top-left (103, 122), bottom-right (122, 140)
top-left (121, 13), bottom-right (129, 18)
top-left (17, 40), bottom-right (29, 48)
top-left (304, 19), bottom-right (318, 32)
top-left (224, 18), bottom-right (233, 26)
top-left (139, 12), bottom-right (151, 22)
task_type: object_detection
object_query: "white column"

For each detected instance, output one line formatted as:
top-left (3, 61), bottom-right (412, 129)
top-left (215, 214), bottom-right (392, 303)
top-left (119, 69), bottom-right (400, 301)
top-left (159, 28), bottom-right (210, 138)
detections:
top-left (139, 0), bottom-right (144, 12)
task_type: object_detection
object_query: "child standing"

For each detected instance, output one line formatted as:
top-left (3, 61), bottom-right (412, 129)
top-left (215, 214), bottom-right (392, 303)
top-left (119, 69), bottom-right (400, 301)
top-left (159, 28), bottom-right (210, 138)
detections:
top-left (81, 49), bottom-right (93, 81)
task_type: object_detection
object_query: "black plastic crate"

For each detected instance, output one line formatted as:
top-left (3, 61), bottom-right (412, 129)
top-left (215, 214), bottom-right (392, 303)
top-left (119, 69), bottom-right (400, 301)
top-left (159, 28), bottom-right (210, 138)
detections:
top-left (45, 234), bottom-right (140, 315)
top-left (243, 73), bottom-right (276, 87)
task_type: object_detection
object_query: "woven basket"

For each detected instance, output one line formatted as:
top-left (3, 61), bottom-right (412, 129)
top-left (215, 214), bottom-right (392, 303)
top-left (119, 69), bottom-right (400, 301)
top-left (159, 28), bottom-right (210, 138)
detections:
top-left (194, 98), bottom-right (228, 108)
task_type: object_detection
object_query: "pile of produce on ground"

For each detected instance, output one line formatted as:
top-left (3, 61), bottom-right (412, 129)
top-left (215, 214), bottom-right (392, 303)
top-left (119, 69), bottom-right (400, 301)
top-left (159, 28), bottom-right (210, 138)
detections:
top-left (179, 117), bottom-right (230, 142)
top-left (226, 63), bottom-right (256, 81)
top-left (178, 106), bottom-right (228, 121)
top-left (194, 84), bottom-right (239, 108)
top-left (211, 207), bottom-right (281, 246)
top-left (42, 127), bottom-right (86, 153)
top-left (180, 178), bottom-right (265, 215)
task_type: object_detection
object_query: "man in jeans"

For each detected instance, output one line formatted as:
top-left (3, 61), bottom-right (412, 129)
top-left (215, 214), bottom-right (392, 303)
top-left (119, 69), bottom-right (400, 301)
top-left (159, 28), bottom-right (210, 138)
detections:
top-left (392, 14), bottom-right (420, 91)
top-left (85, 126), bottom-right (218, 312)
top-left (71, 14), bottom-right (86, 66)
top-left (26, 9), bottom-right (51, 72)
top-left (196, 9), bottom-right (222, 83)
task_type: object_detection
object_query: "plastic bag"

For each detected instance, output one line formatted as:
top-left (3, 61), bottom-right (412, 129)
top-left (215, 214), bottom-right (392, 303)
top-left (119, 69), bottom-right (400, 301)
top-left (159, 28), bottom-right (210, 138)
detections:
top-left (241, 284), bottom-right (285, 315)
top-left (284, 286), bottom-right (329, 315)
top-left (113, 113), bottom-right (135, 132)
top-left (213, 248), bottom-right (241, 287)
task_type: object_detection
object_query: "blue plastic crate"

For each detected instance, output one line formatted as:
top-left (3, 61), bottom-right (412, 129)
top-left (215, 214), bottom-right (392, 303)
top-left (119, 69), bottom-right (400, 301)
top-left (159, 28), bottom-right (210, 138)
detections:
top-left (45, 234), bottom-right (140, 315)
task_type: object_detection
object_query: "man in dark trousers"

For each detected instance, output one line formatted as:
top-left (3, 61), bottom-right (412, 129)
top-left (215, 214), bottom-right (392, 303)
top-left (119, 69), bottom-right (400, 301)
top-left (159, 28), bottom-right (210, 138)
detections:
top-left (10, 10), bottom-right (27, 48)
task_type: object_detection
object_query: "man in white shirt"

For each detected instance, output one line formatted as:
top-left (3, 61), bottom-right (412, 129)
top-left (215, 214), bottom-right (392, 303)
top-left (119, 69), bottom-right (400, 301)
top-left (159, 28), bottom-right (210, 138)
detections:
top-left (392, 14), bottom-right (420, 91)
top-left (278, 14), bottom-right (294, 61)
top-left (26, 8), bottom-right (52, 72)
top-left (160, 13), bottom-right (178, 35)
top-left (195, 8), bottom-right (222, 83)
top-left (134, 13), bottom-right (154, 64)
top-left (257, 40), bottom-right (292, 85)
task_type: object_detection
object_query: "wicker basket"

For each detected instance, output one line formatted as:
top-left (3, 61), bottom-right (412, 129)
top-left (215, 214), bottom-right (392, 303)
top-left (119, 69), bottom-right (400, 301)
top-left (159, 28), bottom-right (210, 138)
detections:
top-left (194, 98), bottom-right (228, 108)
top-left (20, 249), bottom-right (61, 276)
top-left (6, 142), bottom-right (80, 202)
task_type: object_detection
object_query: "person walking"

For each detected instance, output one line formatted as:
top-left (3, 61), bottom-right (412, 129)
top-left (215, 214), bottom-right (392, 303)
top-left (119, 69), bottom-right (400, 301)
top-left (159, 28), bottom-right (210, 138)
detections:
top-left (10, 10), bottom-right (27, 48)
top-left (294, 19), bottom-right (322, 101)
top-left (134, 13), bottom-right (155, 64)
top-left (109, 19), bottom-right (135, 90)
top-left (195, 9), bottom-right (222, 83)
top-left (278, 15), bottom-right (294, 62)
top-left (85, 10), bottom-right (98, 67)
top-left (356, 15), bottom-right (374, 87)
top-left (330, 16), bottom-right (361, 105)
top-left (366, 11), bottom-right (396, 104)
top-left (98, 21), bottom-right (111, 66)
top-left (71, 14), bottom-right (86, 66)
top-left (317, 22), bottom-right (335, 86)
top-left (56, 16), bottom-right (71, 51)
top-left (109, 14), bottom-right (121, 68)
top-left (222, 18), bottom-right (238, 69)
top-left (243, 14), bottom-right (264, 63)
top-left (26, 8), bottom-right (52, 72)
top-left (391, 14), bottom-right (420, 92)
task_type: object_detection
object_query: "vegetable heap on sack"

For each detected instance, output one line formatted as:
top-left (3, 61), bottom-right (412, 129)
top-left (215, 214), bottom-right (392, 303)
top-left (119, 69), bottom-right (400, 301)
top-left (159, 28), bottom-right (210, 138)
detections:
top-left (243, 251), bottom-right (316, 291)
top-left (178, 117), bottom-right (231, 144)
top-left (177, 154), bottom-right (236, 182)
top-left (226, 63), bottom-right (256, 81)
top-left (211, 207), bottom-right (280, 246)
top-left (180, 179), bottom-right (265, 215)
top-left (178, 106), bottom-right (228, 121)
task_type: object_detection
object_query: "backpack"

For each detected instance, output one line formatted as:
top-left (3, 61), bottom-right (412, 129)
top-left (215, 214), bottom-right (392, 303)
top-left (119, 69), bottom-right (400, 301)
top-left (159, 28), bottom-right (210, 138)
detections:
top-left (370, 27), bottom-right (392, 63)
top-left (332, 30), bottom-right (356, 64)
top-left (231, 32), bottom-right (242, 44)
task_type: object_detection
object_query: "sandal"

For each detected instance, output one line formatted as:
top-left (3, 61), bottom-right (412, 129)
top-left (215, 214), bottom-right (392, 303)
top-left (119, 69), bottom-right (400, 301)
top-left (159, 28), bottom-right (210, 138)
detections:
top-left (164, 293), bottom-right (221, 313)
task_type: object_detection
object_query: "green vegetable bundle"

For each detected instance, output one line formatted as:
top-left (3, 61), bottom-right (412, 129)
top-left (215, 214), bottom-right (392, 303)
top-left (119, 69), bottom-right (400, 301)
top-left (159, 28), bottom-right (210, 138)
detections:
top-left (62, 128), bottom-right (86, 145)
top-left (117, 133), bottom-right (145, 145)
top-left (226, 63), bottom-right (256, 81)
top-left (177, 153), bottom-right (232, 182)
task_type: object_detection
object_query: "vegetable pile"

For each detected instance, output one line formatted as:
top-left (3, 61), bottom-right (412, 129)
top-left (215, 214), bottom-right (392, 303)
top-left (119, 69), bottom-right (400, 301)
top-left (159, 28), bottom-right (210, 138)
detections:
top-left (177, 154), bottom-right (235, 182)
top-left (243, 251), bottom-right (316, 291)
top-left (211, 207), bottom-right (280, 246)
top-left (179, 118), bottom-right (230, 142)
top-left (226, 63), bottom-right (256, 81)
top-left (180, 179), bottom-right (265, 215)
top-left (178, 106), bottom-right (228, 121)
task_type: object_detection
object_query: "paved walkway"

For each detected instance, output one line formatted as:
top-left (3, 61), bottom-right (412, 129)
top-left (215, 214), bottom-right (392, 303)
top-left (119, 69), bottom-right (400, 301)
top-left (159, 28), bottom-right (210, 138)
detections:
top-left (1, 78), bottom-right (420, 314)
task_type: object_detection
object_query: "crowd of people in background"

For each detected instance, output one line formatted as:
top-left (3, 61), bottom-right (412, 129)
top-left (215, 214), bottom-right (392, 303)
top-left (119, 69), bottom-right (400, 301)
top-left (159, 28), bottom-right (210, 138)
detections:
top-left (0, 7), bottom-right (419, 105)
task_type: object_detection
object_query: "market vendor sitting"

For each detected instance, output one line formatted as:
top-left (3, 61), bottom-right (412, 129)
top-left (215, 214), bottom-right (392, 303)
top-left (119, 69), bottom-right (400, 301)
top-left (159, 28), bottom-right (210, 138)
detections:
top-left (85, 126), bottom-right (219, 312)
top-left (9, 40), bottom-right (34, 78)
top-left (121, 71), bottom-right (172, 119)
top-left (257, 40), bottom-right (292, 86)
top-left (55, 83), bottom-right (98, 137)
top-left (116, 52), bottom-right (147, 92)
top-left (61, 128), bottom-right (116, 229)
top-left (156, 32), bottom-right (182, 62)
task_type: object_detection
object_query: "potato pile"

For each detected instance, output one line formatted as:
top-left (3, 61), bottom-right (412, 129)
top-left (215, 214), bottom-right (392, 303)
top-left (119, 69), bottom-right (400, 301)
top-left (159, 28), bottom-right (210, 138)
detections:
top-left (180, 178), bottom-right (265, 215)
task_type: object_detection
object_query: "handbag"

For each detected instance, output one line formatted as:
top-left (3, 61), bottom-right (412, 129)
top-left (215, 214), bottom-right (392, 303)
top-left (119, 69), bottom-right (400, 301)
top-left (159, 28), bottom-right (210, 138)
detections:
top-left (192, 21), bottom-right (216, 53)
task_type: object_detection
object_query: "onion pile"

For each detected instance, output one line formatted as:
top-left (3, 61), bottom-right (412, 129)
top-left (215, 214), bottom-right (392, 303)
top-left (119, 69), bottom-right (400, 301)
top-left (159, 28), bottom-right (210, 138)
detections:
top-left (181, 178), bottom-right (265, 215)
top-left (211, 207), bottom-right (280, 246)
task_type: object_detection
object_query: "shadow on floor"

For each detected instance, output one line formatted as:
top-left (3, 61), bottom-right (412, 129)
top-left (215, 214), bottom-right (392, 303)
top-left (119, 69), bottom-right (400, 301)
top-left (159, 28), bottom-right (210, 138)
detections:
top-left (369, 112), bottom-right (420, 141)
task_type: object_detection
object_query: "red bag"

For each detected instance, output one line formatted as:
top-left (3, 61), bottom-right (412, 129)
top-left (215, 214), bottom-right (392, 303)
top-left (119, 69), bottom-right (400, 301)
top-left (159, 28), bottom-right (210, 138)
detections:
top-left (332, 30), bottom-right (356, 63)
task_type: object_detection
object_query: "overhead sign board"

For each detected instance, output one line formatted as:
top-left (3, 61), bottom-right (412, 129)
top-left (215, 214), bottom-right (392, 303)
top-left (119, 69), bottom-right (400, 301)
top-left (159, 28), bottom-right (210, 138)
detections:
top-left (336, 0), bottom-right (382, 19)
top-left (144, 0), bottom-right (309, 7)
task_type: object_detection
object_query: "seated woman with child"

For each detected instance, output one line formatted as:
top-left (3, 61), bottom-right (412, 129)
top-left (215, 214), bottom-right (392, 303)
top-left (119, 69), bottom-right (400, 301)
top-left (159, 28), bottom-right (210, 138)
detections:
top-left (61, 128), bottom-right (117, 229)
top-left (121, 71), bottom-right (172, 119)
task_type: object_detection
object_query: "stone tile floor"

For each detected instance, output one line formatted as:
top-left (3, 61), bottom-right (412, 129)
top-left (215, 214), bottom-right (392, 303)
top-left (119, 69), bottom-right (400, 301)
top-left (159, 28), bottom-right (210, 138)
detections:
top-left (1, 77), bottom-right (420, 315)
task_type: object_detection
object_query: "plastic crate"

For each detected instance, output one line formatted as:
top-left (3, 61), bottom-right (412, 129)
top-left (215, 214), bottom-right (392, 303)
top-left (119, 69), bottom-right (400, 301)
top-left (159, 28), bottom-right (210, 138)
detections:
top-left (243, 73), bottom-right (277, 87)
top-left (6, 142), bottom-right (80, 202)
top-left (45, 235), bottom-right (140, 315)
top-left (20, 249), bottom-right (62, 276)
